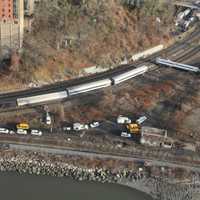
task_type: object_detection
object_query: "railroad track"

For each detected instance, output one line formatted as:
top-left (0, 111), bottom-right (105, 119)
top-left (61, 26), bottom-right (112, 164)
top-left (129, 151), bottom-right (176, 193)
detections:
top-left (1, 136), bottom-right (200, 172)
top-left (0, 26), bottom-right (199, 113)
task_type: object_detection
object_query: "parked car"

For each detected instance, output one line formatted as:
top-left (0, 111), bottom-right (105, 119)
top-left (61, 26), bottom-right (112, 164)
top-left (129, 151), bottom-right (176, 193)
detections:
top-left (0, 128), bottom-right (9, 134)
top-left (31, 129), bottom-right (42, 136)
top-left (117, 115), bottom-right (131, 124)
top-left (136, 116), bottom-right (147, 125)
top-left (177, 9), bottom-right (191, 21)
top-left (194, 0), bottom-right (200, 6)
top-left (46, 112), bottom-right (51, 125)
top-left (183, 16), bottom-right (197, 31)
top-left (73, 123), bottom-right (89, 131)
top-left (63, 126), bottom-right (72, 131)
top-left (62, 123), bottom-right (73, 132)
top-left (162, 141), bottom-right (173, 149)
top-left (9, 130), bottom-right (15, 135)
top-left (89, 121), bottom-right (100, 128)
top-left (121, 132), bottom-right (132, 138)
top-left (17, 129), bottom-right (28, 135)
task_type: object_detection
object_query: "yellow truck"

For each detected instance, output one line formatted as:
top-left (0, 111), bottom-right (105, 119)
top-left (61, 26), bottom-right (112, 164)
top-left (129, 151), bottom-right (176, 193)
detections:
top-left (16, 123), bottom-right (29, 130)
top-left (126, 123), bottom-right (141, 135)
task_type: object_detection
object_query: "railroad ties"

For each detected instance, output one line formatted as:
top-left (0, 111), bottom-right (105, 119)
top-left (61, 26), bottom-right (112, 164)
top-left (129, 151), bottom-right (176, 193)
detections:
top-left (155, 58), bottom-right (200, 73)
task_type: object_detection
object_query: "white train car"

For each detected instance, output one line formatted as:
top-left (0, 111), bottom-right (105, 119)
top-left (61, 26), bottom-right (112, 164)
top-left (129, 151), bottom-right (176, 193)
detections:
top-left (17, 91), bottom-right (68, 106)
top-left (111, 66), bottom-right (148, 85)
top-left (156, 58), bottom-right (200, 73)
top-left (67, 79), bottom-right (112, 96)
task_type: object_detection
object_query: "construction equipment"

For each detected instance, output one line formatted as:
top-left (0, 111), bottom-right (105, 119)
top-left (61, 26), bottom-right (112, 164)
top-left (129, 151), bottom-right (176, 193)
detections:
top-left (121, 116), bottom-right (147, 137)
top-left (126, 123), bottom-right (141, 134)
top-left (128, 116), bottom-right (147, 134)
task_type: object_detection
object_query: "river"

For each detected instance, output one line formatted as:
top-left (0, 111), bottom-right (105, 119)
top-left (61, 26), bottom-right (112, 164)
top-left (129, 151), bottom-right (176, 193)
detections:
top-left (0, 172), bottom-right (153, 200)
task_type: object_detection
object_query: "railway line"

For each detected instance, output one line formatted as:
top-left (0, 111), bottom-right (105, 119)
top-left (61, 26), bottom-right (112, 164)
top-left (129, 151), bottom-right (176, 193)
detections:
top-left (0, 136), bottom-right (200, 172)
top-left (0, 25), bottom-right (199, 113)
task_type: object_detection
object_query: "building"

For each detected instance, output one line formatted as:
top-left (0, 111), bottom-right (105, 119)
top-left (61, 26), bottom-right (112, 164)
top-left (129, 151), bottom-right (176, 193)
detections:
top-left (140, 126), bottom-right (173, 148)
top-left (0, 0), bottom-right (14, 21)
top-left (0, 0), bottom-right (24, 51)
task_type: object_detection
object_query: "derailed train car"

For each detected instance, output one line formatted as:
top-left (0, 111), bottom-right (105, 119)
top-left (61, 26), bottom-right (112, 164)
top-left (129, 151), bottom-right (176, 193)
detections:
top-left (67, 79), bottom-right (112, 96)
top-left (17, 91), bottom-right (68, 106)
top-left (17, 66), bottom-right (149, 106)
top-left (111, 65), bottom-right (148, 85)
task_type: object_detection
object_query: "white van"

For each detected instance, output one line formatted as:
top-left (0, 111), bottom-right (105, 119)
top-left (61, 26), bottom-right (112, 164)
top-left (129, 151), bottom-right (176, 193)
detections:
top-left (121, 132), bottom-right (132, 138)
top-left (31, 129), bottom-right (42, 136)
top-left (17, 129), bottom-right (28, 135)
top-left (117, 115), bottom-right (131, 124)
top-left (0, 128), bottom-right (9, 134)
top-left (73, 123), bottom-right (89, 131)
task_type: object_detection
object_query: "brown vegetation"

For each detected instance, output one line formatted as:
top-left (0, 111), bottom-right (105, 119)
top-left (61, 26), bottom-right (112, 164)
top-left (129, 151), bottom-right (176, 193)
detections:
top-left (0, 0), bottom-right (174, 89)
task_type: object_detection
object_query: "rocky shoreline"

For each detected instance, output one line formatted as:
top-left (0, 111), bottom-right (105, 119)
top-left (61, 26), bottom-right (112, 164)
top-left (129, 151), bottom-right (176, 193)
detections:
top-left (0, 146), bottom-right (198, 200)
top-left (0, 151), bottom-right (154, 198)
top-left (0, 156), bottom-right (135, 183)
top-left (0, 150), bottom-right (198, 200)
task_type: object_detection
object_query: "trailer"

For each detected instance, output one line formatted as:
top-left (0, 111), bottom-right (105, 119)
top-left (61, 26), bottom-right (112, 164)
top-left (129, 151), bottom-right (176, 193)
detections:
top-left (111, 65), bottom-right (148, 85)
top-left (17, 91), bottom-right (68, 106)
top-left (67, 79), bottom-right (112, 96)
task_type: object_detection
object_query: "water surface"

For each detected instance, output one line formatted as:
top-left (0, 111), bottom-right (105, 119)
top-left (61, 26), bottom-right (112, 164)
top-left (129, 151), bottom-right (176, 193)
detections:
top-left (0, 172), bottom-right (152, 200)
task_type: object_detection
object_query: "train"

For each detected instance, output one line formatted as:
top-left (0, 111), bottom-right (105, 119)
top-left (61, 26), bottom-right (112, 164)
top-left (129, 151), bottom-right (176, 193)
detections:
top-left (111, 66), bottom-right (148, 84)
top-left (67, 79), bottom-right (112, 96)
top-left (17, 91), bottom-right (68, 106)
top-left (156, 58), bottom-right (200, 73)
top-left (17, 65), bottom-right (149, 107)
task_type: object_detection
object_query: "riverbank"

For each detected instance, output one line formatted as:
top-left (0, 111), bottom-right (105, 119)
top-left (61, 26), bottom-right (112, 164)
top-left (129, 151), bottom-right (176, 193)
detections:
top-left (0, 150), bottom-right (154, 199)
top-left (0, 148), bottom-right (199, 199)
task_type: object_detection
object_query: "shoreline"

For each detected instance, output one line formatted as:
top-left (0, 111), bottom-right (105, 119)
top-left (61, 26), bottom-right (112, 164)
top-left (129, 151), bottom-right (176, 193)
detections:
top-left (0, 150), bottom-right (198, 199)
top-left (0, 151), bottom-right (155, 199)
